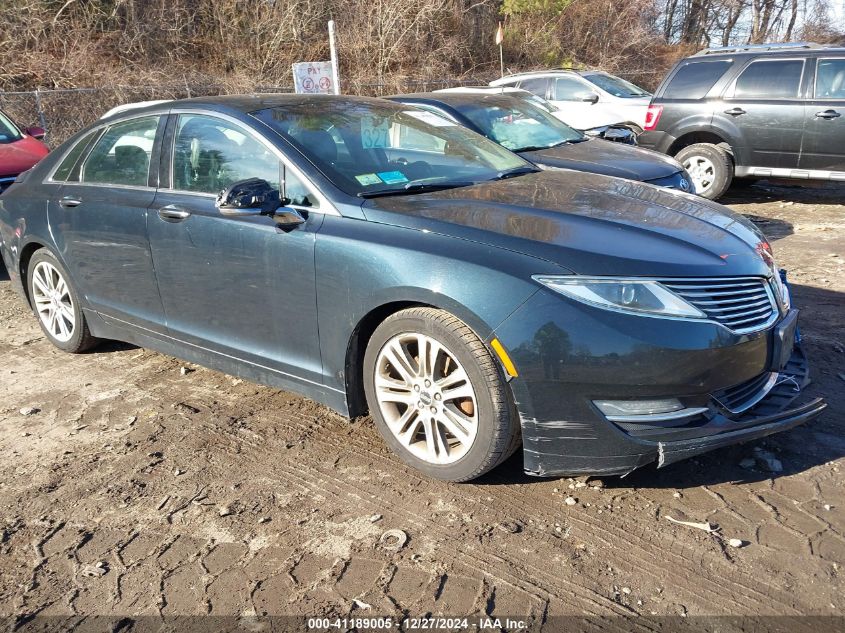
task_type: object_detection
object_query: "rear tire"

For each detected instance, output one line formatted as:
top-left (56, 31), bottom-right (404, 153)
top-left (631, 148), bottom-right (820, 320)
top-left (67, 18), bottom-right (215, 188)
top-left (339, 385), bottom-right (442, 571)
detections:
top-left (26, 249), bottom-right (97, 353)
top-left (676, 143), bottom-right (733, 200)
top-left (363, 307), bottom-right (520, 482)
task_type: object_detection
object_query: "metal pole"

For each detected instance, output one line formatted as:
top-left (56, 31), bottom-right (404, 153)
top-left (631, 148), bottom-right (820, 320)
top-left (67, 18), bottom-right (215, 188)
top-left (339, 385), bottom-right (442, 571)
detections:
top-left (499, 44), bottom-right (504, 78)
top-left (328, 20), bottom-right (340, 95)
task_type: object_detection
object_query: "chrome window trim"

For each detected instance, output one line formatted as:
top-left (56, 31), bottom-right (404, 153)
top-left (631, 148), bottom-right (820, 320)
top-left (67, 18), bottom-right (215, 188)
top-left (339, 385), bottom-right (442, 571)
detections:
top-left (812, 57), bottom-right (845, 100)
top-left (167, 108), bottom-right (340, 217)
top-left (724, 57), bottom-right (807, 101)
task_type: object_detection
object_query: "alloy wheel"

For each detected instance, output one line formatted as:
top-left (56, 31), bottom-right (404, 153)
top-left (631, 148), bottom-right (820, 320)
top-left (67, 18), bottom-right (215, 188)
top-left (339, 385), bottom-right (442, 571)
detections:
top-left (31, 261), bottom-right (75, 343)
top-left (682, 155), bottom-right (715, 194)
top-left (374, 333), bottom-right (479, 465)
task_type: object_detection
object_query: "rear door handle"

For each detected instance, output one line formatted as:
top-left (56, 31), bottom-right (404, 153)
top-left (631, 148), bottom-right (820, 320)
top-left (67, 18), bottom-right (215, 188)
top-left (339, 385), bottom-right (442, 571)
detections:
top-left (158, 205), bottom-right (192, 222)
top-left (59, 196), bottom-right (82, 208)
top-left (724, 107), bottom-right (746, 116)
top-left (815, 109), bottom-right (841, 119)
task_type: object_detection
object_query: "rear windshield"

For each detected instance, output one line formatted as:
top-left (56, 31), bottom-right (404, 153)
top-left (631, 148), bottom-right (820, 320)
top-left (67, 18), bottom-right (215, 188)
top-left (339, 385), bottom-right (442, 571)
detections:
top-left (663, 60), bottom-right (732, 99)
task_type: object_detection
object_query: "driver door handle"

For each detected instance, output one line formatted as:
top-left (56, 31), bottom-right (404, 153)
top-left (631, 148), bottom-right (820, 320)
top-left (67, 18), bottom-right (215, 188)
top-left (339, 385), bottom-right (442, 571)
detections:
top-left (158, 205), bottom-right (192, 222)
top-left (724, 107), bottom-right (746, 116)
top-left (815, 109), bottom-right (841, 119)
top-left (59, 196), bottom-right (82, 208)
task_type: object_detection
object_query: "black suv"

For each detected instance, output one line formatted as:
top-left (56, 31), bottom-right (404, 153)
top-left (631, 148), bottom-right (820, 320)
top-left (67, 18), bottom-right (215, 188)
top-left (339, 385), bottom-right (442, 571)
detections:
top-left (638, 42), bottom-right (845, 199)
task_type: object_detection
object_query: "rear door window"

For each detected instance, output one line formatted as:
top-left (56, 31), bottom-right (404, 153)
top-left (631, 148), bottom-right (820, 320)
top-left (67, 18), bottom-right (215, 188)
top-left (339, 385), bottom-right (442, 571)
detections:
top-left (815, 58), bottom-right (845, 98)
top-left (81, 116), bottom-right (160, 186)
top-left (732, 59), bottom-right (804, 99)
top-left (663, 61), bottom-right (732, 99)
top-left (517, 77), bottom-right (550, 99)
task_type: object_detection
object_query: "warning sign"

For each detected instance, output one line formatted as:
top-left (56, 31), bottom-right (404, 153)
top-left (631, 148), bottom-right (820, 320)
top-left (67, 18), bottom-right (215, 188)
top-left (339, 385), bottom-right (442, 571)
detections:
top-left (292, 62), bottom-right (335, 95)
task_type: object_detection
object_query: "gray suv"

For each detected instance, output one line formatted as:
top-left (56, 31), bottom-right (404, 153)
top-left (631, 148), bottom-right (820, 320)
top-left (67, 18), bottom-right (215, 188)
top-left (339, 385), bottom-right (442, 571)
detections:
top-left (638, 42), bottom-right (845, 199)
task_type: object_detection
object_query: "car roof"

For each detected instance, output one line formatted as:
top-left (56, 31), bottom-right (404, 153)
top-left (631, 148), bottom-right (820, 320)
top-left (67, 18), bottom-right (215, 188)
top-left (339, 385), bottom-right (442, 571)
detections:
top-left (687, 42), bottom-right (845, 60)
top-left (434, 86), bottom-right (528, 94)
top-left (97, 93), bottom-right (398, 124)
top-left (492, 70), bottom-right (582, 82)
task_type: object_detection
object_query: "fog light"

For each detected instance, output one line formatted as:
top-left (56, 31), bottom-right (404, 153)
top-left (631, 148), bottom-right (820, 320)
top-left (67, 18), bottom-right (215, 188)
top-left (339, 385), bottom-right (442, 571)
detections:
top-left (594, 399), bottom-right (684, 417)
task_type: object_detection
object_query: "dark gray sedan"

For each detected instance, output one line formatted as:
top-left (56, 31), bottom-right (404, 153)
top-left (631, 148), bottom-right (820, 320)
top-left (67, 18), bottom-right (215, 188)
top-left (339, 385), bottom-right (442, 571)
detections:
top-left (0, 95), bottom-right (825, 481)
top-left (387, 92), bottom-right (694, 191)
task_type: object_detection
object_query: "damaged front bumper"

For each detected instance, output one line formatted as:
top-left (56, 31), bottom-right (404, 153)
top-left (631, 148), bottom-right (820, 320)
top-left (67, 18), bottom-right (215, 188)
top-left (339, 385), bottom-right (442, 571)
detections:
top-left (492, 286), bottom-right (827, 478)
top-left (518, 346), bottom-right (826, 477)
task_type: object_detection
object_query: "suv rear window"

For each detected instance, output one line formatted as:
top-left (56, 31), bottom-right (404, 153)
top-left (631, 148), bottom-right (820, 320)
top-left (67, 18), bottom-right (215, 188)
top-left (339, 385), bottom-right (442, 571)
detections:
top-left (733, 59), bottom-right (804, 99)
top-left (663, 61), bottom-right (731, 99)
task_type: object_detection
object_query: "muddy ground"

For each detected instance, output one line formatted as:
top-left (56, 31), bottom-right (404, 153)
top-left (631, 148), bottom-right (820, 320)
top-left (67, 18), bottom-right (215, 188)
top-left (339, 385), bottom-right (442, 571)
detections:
top-left (0, 181), bottom-right (843, 630)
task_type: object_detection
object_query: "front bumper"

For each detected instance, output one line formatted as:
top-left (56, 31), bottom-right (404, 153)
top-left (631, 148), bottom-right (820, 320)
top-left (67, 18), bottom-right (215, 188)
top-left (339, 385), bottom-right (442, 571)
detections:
top-left (491, 289), bottom-right (826, 477)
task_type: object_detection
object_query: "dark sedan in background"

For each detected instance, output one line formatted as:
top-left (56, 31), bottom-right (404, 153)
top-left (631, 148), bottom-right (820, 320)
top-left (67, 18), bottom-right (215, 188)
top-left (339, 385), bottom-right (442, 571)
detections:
top-left (0, 108), bottom-right (48, 194)
top-left (387, 92), bottom-right (694, 192)
top-left (0, 95), bottom-right (825, 481)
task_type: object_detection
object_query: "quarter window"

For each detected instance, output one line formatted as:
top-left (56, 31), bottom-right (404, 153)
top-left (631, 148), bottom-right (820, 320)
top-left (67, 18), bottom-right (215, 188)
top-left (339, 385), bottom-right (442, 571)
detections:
top-left (284, 169), bottom-right (320, 208)
top-left (733, 60), bottom-right (804, 99)
top-left (815, 59), bottom-right (845, 98)
top-left (53, 129), bottom-right (100, 182)
top-left (664, 61), bottom-right (732, 99)
top-left (173, 114), bottom-right (280, 194)
top-left (81, 117), bottom-right (159, 186)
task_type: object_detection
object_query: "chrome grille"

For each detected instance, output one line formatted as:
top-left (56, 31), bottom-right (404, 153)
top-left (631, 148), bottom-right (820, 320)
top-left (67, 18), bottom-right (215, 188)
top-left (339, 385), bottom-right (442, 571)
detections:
top-left (713, 371), bottom-right (778, 414)
top-left (662, 277), bottom-right (777, 333)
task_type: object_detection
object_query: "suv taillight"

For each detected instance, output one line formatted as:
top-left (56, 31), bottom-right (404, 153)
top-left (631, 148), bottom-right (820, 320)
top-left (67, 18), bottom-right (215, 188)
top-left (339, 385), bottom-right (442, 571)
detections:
top-left (644, 105), bottom-right (663, 131)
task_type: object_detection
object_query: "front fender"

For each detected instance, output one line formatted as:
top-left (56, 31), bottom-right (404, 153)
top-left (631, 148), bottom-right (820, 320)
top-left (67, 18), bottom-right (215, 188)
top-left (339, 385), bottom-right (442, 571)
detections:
top-left (314, 215), bottom-right (562, 403)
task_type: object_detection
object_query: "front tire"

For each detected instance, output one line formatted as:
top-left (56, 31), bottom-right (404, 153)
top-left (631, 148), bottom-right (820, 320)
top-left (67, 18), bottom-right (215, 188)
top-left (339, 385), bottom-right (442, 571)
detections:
top-left (676, 143), bottom-right (733, 200)
top-left (363, 307), bottom-right (520, 482)
top-left (27, 249), bottom-right (97, 353)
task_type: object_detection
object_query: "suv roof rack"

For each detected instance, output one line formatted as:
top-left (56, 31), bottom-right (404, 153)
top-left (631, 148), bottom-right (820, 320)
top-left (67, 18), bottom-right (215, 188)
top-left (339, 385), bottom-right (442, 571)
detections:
top-left (692, 42), bottom-right (824, 56)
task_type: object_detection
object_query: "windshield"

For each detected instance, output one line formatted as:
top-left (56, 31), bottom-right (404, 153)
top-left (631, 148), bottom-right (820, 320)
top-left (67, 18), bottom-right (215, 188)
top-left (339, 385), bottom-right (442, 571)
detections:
top-left (582, 73), bottom-right (651, 98)
top-left (0, 110), bottom-right (23, 144)
top-left (454, 98), bottom-right (585, 152)
top-left (251, 99), bottom-right (529, 196)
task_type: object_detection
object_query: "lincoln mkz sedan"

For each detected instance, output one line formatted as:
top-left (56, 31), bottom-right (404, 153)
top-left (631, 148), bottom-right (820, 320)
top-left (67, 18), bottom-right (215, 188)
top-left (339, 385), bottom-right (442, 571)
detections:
top-left (0, 95), bottom-right (826, 481)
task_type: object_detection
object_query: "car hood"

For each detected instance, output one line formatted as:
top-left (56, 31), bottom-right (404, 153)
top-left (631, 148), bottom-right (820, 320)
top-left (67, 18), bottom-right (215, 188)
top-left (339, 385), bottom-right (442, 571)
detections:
top-left (519, 138), bottom-right (681, 182)
top-left (0, 136), bottom-right (49, 177)
top-left (361, 170), bottom-right (772, 278)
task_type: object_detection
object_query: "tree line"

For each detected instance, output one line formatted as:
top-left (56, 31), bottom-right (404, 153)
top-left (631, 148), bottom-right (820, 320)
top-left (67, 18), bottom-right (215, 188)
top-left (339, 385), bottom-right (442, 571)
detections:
top-left (0, 0), bottom-right (842, 93)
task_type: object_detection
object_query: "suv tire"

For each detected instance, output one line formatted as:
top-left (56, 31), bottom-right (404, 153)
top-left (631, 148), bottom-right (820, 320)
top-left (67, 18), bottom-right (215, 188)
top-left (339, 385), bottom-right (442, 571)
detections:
top-left (675, 143), bottom-right (733, 200)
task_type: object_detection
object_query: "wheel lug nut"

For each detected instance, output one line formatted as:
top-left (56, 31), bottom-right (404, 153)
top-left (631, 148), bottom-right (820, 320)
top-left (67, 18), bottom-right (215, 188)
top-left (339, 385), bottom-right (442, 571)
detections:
top-left (414, 385), bottom-right (420, 392)
top-left (434, 393), bottom-right (442, 400)
top-left (430, 406), bottom-right (437, 414)
top-left (424, 379), bottom-right (431, 388)
top-left (417, 401), bottom-right (423, 408)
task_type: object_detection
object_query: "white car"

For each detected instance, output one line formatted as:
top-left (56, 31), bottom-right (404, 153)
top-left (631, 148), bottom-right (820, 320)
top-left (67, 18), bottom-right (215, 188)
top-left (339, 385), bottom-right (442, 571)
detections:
top-left (490, 70), bottom-right (651, 131)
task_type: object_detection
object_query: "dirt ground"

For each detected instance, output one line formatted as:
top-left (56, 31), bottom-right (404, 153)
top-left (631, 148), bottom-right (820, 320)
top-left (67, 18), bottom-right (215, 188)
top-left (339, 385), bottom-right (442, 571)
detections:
top-left (0, 180), bottom-right (843, 630)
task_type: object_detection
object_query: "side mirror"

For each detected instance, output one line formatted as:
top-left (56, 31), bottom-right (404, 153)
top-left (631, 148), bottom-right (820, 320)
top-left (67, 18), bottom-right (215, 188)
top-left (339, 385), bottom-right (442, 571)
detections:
top-left (216, 178), bottom-right (282, 217)
top-left (581, 93), bottom-right (600, 104)
top-left (25, 126), bottom-right (46, 140)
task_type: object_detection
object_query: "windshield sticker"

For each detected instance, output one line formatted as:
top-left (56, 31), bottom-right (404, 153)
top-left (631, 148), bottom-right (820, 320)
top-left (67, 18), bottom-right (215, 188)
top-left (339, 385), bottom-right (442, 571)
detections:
top-left (403, 110), bottom-right (455, 127)
top-left (376, 171), bottom-right (408, 185)
top-left (355, 173), bottom-right (383, 186)
top-left (361, 115), bottom-right (390, 149)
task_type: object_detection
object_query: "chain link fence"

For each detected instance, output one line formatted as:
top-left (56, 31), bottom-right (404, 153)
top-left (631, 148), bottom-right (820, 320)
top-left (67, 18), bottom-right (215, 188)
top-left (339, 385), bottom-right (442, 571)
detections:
top-left (0, 78), bottom-right (486, 148)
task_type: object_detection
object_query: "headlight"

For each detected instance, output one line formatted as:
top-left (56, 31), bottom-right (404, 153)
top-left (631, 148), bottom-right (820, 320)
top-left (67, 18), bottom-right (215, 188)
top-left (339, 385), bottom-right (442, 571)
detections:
top-left (532, 276), bottom-right (706, 318)
top-left (773, 269), bottom-right (791, 310)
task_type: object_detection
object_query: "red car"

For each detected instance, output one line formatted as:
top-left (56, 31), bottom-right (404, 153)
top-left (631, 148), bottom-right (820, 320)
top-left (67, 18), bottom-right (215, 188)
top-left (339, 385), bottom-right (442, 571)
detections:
top-left (0, 109), bottom-right (48, 194)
